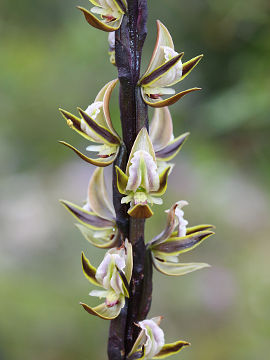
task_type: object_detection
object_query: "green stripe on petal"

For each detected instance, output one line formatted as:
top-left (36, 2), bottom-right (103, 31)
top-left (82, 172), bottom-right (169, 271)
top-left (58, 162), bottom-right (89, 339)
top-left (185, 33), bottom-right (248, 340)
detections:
top-left (142, 88), bottom-right (201, 108)
top-left (77, 6), bottom-right (123, 32)
top-left (153, 341), bottom-right (190, 359)
top-left (115, 166), bottom-right (129, 194)
top-left (59, 141), bottom-right (118, 167)
top-left (152, 255), bottom-right (210, 276)
top-left (117, 269), bottom-right (129, 298)
top-left (59, 108), bottom-right (94, 141)
top-left (81, 252), bottom-right (101, 287)
top-left (80, 296), bottom-right (124, 319)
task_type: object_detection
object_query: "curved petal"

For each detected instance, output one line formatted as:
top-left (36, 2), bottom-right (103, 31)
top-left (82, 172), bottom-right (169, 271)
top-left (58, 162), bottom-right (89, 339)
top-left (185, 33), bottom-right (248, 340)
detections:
top-left (152, 230), bottom-right (215, 255)
top-left (152, 166), bottom-right (171, 196)
top-left (88, 168), bottom-right (116, 220)
top-left (148, 202), bottom-right (179, 247)
top-left (186, 224), bottom-right (215, 235)
top-left (144, 20), bottom-right (174, 77)
top-left (115, 166), bottom-right (129, 194)
top-left (150, 107), bottom-right (173, 152)
top-left (142, 87), bottom-right (201, 108)
top-left (113, 0), bottom-right (127, 14)
top-left (182, 55), bottom-right (203, 81)
top-left (60, 200), bottom-right (115, 229)
top-left (76, 224), bottom-right (120, 249)
top-left (153, 341), bottom-right (190, 359)
top-left (78, 108), bottom-right (120, 145)
top-left (59, 141), bottom-right (118, 167)
top-left (77, 6), bottom-right (123, 32)
top-left (80, 297), bottom-right (125, 319)
top-left (125, 240), bottom-right (133, 284)
top-left (155, 132), bottom-right (190, 161)
top-left (103, 79), bottom-right (120, 138)
top-left (152, 255), bottom-right (210, 276)
top-left (140, 53), bottom-right (184, 86)
top-left (59, 108), bottom-right (94, 141)
top-left (81, 252), bottom-right (101, 287)
top-left (128, 203), bottom-right (154, 219)
top-left (127, 128), bottom-right (156, 172)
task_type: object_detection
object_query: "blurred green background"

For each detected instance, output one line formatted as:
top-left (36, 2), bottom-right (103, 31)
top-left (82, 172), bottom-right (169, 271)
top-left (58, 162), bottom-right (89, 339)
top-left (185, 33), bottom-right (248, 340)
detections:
top-left (1, 0), bottom-right (270, 359)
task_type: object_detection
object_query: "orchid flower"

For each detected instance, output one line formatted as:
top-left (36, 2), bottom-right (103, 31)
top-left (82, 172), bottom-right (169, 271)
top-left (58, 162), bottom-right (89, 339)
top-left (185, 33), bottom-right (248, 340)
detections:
top-left (108, 32), bottom-right (116, 65)
top-left (148, 201), bottom-right (215, 276)
top-left (140, 20), bottom-right (203, 108)
top-left (149, 107), bottom-right (189, 172)
top-left (60, 168), bottom-right (120, 249)
top-left (80, 239), bottom-right (133, 320)
top-left (128, 316), bottom-right (189, 359)
top-left (78, 0), bottom-right (127, 32)
top-left (59, 79), bottom-right (121, 167)
top-left (115, 128), bottom-right (171, 219)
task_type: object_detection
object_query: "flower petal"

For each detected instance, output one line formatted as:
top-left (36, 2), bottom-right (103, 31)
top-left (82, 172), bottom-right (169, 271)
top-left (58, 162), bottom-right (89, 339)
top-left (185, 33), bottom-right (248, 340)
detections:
top-left (152, 166), bottom-right (171, 196)
top-left (58, 141), bottom-right (118, 167)
top-left (155, 132), bottom-right (190, 161)
top-left (152, 230), bottom-right (215, 255)
top-left (77, 6), bottom-right (123, 32)
top-left (59, 108), bottom-right (93, 141)
top-left (80, 297), bottom-right (124, 319)
top-left (152, 256), bottom-right (210, 276)
top-left (81, 252), bottom-right (101, 287)
top-left (182, 55), bottom-right (203, 81)
top-left (186, 224), bottom-right (215, 235)
top-left (140, 53), bottom-right (184, 86)
top-left (117, 268), bottom-right (129, 298)
top-left (60, 200), bottom-right (114, 229)
top-left (76, 224), bottom-right (120, 249)
top-left (115, 166), bottom-right (129, 194)
top-left (153, 340), bottom-right (190, 359)
top-left (102, 79), bottom-right (120, 138)
top-left (127, 128), bottom-right (156, 172)
top-left (128, 203), bottom-right (154, 219)
top-left (144, 20), bottom-right (174, 77)
top-left (150, 107), bottom-right (173, 152)
top-left (88, 168), bottom-right (116, 220)
top-left (142, 87), bottom-right (201, 108)
top-left (78, 108), bottom-right (120, 145)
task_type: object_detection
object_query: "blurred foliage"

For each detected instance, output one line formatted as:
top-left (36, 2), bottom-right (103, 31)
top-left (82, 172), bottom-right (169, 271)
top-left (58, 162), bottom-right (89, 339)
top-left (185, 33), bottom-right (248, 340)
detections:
top-left (0, 0), bottom-right (270, 359)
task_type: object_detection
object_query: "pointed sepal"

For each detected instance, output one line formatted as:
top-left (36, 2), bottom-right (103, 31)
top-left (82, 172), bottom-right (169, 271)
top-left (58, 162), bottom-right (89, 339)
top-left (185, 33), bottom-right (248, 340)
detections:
top-left (153, 341), bottom-right (190, 359)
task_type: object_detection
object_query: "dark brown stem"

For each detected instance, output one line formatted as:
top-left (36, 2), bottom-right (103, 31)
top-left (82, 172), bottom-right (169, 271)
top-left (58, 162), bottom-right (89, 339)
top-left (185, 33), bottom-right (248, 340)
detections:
top-left (108, 0), bottom-right (152, 359)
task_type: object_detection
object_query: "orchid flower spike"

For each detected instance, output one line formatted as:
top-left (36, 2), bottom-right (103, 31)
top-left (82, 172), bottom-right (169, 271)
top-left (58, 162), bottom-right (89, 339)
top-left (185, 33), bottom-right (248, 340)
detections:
top-left (115, 128), bottom-right (171, 219)
top-left (128, 316), bottom-right (190, 359)
top-left (80, 239), bottom-right (133, 320)
top-left (148, 201), bottom-right (215, 276)
top-left (139, 20), bottom-right (203, 108)
top-left (108, 32), bottom-right (116, 65)
top-left (78, 0), bottom-right (127, 32)
top-left (59, 79), bottom-right (121, 167)
top-left (60, 168), bottom-right (120, 249)
top-left (149, 107), bottom-right (189, 173)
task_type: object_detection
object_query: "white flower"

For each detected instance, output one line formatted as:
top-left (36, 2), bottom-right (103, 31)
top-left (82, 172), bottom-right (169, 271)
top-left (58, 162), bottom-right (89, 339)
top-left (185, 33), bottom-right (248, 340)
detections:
top-left (174, 200), bottom-right (189, 237)
top-left (139, 318), bottom-right (165, 358)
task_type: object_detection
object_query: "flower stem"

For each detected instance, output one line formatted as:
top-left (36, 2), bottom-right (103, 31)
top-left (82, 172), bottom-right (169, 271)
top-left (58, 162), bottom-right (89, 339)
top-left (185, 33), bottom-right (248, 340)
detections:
top-left (108, 0), bottom-right (152, 359)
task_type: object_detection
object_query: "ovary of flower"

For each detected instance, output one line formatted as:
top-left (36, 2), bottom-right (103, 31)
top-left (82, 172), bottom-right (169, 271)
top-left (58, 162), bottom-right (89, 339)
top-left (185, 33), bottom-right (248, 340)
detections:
top-left (174, 200), bottom-right (189, 237)
top-left (139, 318), bottom-right (165, 358)
top-left (144, 46), bottom-right (183, 97)
top-left (91, 0), bottom-right (122, 22)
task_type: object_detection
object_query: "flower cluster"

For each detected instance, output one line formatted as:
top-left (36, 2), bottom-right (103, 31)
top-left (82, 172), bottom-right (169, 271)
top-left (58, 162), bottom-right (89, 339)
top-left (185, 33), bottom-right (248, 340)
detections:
top-left (60, 7), bottom-right (215, 360)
